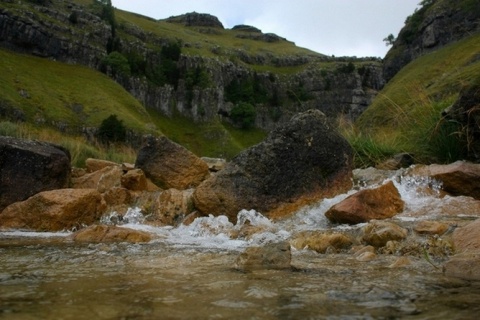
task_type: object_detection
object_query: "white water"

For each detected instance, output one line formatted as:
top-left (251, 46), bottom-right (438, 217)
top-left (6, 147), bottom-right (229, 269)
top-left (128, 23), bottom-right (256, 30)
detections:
top-left (1, 168), bottom-right (477, 248)
top-left (2, 168), bottom-right (480, 319)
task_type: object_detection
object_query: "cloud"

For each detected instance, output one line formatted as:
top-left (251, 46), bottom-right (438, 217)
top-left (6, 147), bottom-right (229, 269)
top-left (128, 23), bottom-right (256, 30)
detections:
top-left (112, 0), bottom-right (419, 57)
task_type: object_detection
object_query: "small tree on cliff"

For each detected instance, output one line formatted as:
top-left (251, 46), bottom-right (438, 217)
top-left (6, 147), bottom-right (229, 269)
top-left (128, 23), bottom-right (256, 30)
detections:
top-left (97, 114), bottom-right (127, 144)
top-left (230, 102), bottom-right (256, 129)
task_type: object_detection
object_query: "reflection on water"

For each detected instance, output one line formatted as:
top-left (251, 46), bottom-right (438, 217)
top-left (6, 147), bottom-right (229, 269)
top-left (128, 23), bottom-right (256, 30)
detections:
top-left (2, 239), bottom-right (480, 319)
top-left (1, 170), bottom-right (480, 319)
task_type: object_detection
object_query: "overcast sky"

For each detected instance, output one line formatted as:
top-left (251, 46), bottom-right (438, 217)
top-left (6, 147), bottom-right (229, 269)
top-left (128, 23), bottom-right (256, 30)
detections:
top-left (112, 0), bottom-right (420, 58)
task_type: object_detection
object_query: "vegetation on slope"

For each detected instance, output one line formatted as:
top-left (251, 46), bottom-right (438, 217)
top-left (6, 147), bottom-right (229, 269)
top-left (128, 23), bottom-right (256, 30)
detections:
top-left (352, 33), bottom-right (480, 166)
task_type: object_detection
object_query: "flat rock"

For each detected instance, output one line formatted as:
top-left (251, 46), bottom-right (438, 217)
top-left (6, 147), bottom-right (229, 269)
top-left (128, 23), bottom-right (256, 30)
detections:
top-left (72, 225), bottom-right (152, 243)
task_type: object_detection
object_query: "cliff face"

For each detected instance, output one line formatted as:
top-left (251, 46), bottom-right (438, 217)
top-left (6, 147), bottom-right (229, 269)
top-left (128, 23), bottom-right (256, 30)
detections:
top-left (0, 1), bottom-right (384, 131)
top-left (383, 0), bottom-right (480, 82)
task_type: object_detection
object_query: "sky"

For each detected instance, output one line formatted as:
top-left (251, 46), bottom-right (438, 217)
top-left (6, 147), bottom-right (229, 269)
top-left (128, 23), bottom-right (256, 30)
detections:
top-left (112, 0), bottom-right (421, 58)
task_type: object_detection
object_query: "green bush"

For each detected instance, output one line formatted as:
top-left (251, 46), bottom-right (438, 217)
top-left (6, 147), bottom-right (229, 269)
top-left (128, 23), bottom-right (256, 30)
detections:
top-left (102, 51), bottom-right (131, 77)
top-left (230, 102), bottom-right (256, 129)
top-left (97, 114), bottom-right (127, 144)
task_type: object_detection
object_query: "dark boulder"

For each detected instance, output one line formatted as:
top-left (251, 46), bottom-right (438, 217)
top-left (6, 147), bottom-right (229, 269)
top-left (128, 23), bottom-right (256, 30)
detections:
top-left (0, 136), bottom-right (71, 212)
top-left (193, 109), bottom-right (353, 222)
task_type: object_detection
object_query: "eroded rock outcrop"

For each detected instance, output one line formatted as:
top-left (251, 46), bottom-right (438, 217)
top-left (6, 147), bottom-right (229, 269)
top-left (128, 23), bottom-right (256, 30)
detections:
top-left (0, 136), bottom-right (71, 212)
top-left (135, 135), bottom-right (210, 190)
top-left (325, 181), bottom-right (404, 224)
top-left (193, 109), bottom-right (353, 221)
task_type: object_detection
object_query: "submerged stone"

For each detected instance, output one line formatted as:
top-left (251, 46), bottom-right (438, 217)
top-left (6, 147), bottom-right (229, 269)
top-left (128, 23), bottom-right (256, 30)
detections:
top-left (72, 225), bottom-right (152, 243)
top-left (362, 220), bottom-right (408, 248)
top-left (235, 241), bottom-right (291, 271)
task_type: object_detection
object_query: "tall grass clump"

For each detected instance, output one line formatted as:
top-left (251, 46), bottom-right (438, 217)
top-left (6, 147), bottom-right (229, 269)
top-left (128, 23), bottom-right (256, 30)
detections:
top-left (337, 117), bottom-right (401, 168)
top-left (400, 97), bottom-right (467, 163)
top-left (0, 121), bottom-right (137, 167)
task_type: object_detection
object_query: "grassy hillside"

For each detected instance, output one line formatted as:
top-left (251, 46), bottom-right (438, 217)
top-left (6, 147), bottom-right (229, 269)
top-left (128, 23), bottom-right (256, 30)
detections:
top-left (0, 48), bottom-right (155, 131)
top-left (353, 33), bottom-right (480, 165)
top-left (0, 47), bottom-right (266, 164)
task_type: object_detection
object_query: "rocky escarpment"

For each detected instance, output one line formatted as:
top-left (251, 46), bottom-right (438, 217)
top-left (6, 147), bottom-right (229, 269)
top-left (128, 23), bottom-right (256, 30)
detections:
top-left (0, 1), bottom-right (109, 69)
top-left (383, 0), bottom-right (480, 81)
top-left (0, 1), bottom-right (384, 133)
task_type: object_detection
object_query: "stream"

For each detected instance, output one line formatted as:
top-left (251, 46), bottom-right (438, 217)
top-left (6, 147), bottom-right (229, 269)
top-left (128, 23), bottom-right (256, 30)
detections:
top-left (1, 168), bottom-right (480, 319)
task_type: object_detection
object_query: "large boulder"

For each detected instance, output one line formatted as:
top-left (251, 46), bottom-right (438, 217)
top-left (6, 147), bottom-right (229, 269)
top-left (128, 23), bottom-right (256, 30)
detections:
top-left (0, 136), bottom-right (71, 212)
top-left (193, 110), bottom-right (353, 221)
top-left (0, 189), bottom-right (105, 231)
top-left (407, 161), bottom-right (480, 199)
top-left (325, 181), bottom-right (404, 224)
top-left (135, 135), bottom-right (210, 190)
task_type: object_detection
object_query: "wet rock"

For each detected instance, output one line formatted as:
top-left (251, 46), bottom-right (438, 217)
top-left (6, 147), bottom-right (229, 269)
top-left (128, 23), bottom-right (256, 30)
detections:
top-left (452, 219), bottom-right (480, 253)
top-left (148, 189), bottom-right (195, 226)
top-left (0, 189), bottom-right (105, 231)
top-left (0, 136), bottom-right (71, 212)
top-left (71, 165), bottom-right (123, 193)
top-left (291, 231), bottom-right (353, 253)
top-left (362, 220), bottom-right (408, 248)
top-left (85, 158), bottom-right (119, 173)
top-left (235, 241), bottom-right (291, 271)
top-left (352, 167), bottom-right (397, 188)
top-left (408, 161), bottom-right (480, 200)
top-left (414, 221), bottom-right (449, 235)
top-left (389, 257), bottom-right (412, 268)
top-left (444, 251), bottom-right (480, 281)
top-left (193, 110), bottom-right (353, 222)
top-left (352, 245), bottom-right (376, 256)
top-left (72, 225), bottom-right (152, 243)
top-left (325, 181), bottom-right (404, 224)
top-left (356, 251), bottom-right (376, 262)
top-left (201, 157), bottom-right (227, 172)
top-left (102, 187), bottom-right (133, 215)
top-left (376, 153), bottom-right (414, 170)
top-left (135, 135), bottom-right (210, 190)
top-left (120, 168), bottom-right (148, 191)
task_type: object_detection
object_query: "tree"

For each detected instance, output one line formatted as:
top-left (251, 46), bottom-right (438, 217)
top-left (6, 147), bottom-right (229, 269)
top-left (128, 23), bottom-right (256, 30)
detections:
top-left (230, 102), bottom-right (256, 129)
top-left (97, 114), bottom-right (127, 143)
top-left (383, 34), bottom-right (396, 46)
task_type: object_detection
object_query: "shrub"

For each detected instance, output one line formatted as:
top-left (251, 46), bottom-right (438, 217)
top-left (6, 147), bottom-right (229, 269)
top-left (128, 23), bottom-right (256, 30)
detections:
top-left (97, 114), bottom-right (127, 144)
top-left (230, 102), bottom-right (256, 129)
top-left (102, 51), bottom-right (131, 77)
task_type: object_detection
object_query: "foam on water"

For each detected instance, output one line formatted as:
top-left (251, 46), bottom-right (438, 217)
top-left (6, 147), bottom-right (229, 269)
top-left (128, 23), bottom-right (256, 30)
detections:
top-left (4, 166), bottom-right (477, 249)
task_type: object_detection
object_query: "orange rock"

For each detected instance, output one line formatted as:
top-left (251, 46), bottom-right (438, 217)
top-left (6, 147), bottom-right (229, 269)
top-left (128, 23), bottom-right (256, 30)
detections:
top-left (135, 135), bottom-right (210, 190)
top-left (325, 181), bottom-right (404, 224)
top-left (72, 225), bottom-right (152, 243)
top-left (0, 189), bottom-right (106, 231)
top-left (452, 219), bottom-right (480, 253)
top-left (121, 168), bottom-right (148, 191)
top-left (408, 161), bottom-right (480, 199)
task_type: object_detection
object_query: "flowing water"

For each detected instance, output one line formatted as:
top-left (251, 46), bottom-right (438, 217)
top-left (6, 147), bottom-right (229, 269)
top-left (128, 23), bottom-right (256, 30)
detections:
top-left (1, 168), bottom-right (480, 319)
